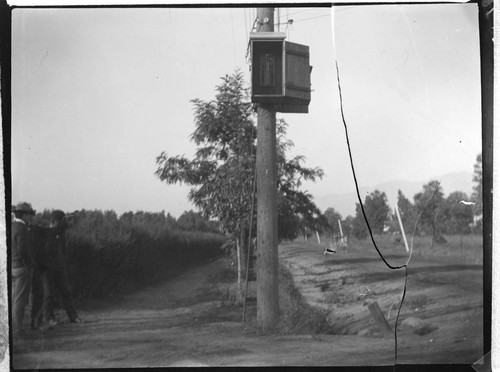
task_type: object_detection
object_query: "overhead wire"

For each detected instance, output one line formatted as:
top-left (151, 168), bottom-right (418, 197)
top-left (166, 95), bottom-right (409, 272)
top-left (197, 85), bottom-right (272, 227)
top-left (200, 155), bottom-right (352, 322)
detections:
top-left (244, 8), bottom-right (248, 42)
top-left (277, 8), bottom-right (280, 32)
top-left (289, 13), bottom-right (331, 23)
top-left (256, 8), bottom-right (262, 32)
top-left (244, 11), bottom-right (259, 64)
top-left (286, 8), bottom-right (290, 39)
top-left (230, 9), bottom-right (237, 67)
top-left (282, 8), bottom-right (326, 18)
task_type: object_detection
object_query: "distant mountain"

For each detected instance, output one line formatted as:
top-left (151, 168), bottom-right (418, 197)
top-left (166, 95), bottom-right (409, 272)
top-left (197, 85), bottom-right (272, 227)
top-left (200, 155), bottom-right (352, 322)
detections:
top-left (315, 172), bottom-right (474, 218)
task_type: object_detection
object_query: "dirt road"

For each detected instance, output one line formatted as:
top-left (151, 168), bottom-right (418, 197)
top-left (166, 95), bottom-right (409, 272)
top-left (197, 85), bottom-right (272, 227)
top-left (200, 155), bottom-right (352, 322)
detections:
top-left (279, 240), bottom-right (484, 365)
top-left (12, 240), bottom-right (483, 368)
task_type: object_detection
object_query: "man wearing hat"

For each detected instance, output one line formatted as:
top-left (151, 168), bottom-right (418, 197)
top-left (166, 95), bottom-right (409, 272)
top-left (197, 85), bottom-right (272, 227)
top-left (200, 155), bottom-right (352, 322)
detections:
top-left (11, 202), bottom-right (68, 338)
top-left (31, 209), bottom-right (81, 329)
top-left (11, 202), bottom-right (36, 337)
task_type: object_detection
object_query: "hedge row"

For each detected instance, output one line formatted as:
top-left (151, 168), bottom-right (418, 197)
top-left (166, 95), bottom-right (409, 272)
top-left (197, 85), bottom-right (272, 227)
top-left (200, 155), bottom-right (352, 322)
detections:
top-left (35, 209), bottom-right (227, 299)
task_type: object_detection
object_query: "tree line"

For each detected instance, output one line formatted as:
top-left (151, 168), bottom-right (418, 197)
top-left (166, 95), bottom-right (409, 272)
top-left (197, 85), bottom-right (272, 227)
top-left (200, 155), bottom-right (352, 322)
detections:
top-left (322, 154), bottom-right (483, 245)
top-left (32, 209), bottom-right (226, 300)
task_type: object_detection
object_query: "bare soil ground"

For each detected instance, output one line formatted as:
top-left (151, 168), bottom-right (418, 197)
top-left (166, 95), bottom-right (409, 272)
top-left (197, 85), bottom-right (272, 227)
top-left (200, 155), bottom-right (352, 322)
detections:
top-left (12, 239), bottom-right (483, 368)
top-left (280, 240), bottom-right (484, 365)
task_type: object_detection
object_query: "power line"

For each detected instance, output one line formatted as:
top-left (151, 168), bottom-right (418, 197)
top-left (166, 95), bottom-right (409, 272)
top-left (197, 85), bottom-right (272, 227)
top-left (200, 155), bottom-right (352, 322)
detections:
top-left (279, 8), bottom-right (329, 18)
top-left (244, 12), bottom-right (259, 63)
top-left (256, 8), bottom-right (262, 32)
top-left (288, 13), bottom-right (331, 23)
top-left (332, 6), bottom-right (356, 14)
top-left (230, 9), bottom-right (236, 66)
top-left (286, 8), bottom-right (290, 38)
top-left (244, 8), bottom-right (248, 42)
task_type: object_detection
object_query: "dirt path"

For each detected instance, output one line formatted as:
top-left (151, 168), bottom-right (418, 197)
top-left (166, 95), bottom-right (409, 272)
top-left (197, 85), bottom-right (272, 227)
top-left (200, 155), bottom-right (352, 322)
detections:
top-left (12, 241), bottom-right (484, 368)
top-left (279, 240), bottom-right (484, 365)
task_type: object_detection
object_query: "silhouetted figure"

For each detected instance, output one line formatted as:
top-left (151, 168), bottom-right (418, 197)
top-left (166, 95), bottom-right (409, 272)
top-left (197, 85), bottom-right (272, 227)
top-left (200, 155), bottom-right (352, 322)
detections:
top-left (31, 210), bottom-right (81, 329)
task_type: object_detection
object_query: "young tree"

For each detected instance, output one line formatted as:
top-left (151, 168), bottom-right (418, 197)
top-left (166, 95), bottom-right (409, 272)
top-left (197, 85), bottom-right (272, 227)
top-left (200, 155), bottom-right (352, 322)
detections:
top-left (155, 70), bottom-right (323, 274)
top-left (413, 180), bottom-right (445, 247)
top-left (443, 191), bottom-right (474, 235)
top-left (324, 207), bottom-right (343, 238)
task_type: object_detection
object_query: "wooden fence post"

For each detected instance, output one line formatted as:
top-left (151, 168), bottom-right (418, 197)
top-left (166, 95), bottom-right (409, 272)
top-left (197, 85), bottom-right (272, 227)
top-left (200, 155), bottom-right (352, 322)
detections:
top-left (368, 301), bottom-right (392, 337)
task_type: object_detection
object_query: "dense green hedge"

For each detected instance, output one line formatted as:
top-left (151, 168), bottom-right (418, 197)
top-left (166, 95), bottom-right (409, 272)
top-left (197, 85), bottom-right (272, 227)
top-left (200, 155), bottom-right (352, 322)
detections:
top-left (33, 209), bottom-right (227, 299)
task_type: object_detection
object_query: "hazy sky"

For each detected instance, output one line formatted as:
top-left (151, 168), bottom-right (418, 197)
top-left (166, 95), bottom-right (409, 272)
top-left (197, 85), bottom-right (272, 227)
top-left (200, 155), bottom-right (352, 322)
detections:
top-left (11, 4), bottom-right (482, 217)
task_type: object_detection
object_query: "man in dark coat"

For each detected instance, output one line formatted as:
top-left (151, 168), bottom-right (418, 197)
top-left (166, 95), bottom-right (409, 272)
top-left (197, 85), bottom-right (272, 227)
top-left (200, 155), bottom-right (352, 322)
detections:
top-left (11, 202), bottom-right (35, 337)
top-left (31, 210), bottom-right (81, 329)
top-left (11, 202), bottom-right (69, 338)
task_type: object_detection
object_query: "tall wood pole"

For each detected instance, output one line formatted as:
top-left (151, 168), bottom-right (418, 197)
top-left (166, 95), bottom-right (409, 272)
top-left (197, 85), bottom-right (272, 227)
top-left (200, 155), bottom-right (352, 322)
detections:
top-left (255, 7), bottom-right (280, 331)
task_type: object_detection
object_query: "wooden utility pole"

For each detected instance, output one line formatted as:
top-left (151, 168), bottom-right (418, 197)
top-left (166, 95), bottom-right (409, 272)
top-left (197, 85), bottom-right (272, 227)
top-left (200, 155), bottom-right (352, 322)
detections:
top-left (255, 7), bottom-right (280, 331)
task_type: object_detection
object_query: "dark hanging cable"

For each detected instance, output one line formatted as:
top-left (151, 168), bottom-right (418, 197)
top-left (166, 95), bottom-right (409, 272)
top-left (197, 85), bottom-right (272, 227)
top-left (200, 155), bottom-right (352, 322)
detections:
top-left (334, 59), bottom-right (403, 271)
top-left (333, 57), bottom-right (439, 369)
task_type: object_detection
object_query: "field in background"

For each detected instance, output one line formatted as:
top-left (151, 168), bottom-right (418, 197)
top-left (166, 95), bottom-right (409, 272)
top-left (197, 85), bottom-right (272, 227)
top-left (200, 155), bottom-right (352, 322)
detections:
top-left (316, 234), bottom-right (483, 265)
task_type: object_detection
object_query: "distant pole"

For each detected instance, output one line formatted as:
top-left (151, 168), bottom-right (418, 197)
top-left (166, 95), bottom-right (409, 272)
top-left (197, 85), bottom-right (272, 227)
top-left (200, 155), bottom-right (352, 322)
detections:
top-left (256, 7), bottom-right (279, 331)
top-left (395, 205), bottom-right (409, 252)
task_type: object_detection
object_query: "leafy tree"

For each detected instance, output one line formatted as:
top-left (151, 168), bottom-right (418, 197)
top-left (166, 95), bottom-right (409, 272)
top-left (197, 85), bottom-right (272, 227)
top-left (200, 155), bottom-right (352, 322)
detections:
top-left (324, 207), bottom-right (343, 238)
top-left (177, 210), bottom-right (220, 233)
top-left (342, 215), bottom-right (354, 238)
top-left (413, 180), bottom-right (445, 247)
top-left (352, 203), bottom-right (368, 239)
top-left (443, 191), bottom-right (474, 234)
top-left (155, 70), bottom-right (323, 261)
top-left (365, 190), bottom-right (390, 235)
top-left (275, 119), bottom-right (325, 240)
top-left (165, 212), bottom-right (178, 231)
top-left (352, 190), bottom-right (390, 239)
top-left (471, 153), bottom-right (483, 232)
top-left (119, 211), bottom-right (174, 239)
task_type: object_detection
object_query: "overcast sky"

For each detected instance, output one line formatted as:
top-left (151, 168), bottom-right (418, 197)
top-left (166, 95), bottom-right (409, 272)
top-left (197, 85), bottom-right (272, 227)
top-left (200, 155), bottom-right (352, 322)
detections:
top-left (11, 4), bottom-right (481, 217)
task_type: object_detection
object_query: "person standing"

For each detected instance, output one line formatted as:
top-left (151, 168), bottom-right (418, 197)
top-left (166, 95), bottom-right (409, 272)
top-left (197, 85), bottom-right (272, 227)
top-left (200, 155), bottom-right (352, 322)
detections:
top-left (30, 223), bottom-right (57, 330)
top-left (11, 202), bottom-right (70, 337)
top-left (31, 210), bottom-right (81, 327)
top-left (11, 202), bottom-right (35, 338)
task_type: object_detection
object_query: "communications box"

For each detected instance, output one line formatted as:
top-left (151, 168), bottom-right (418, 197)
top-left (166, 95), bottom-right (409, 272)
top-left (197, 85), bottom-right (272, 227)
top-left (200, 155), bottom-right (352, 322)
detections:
top-left (250, 32), bottom-right (311, 113)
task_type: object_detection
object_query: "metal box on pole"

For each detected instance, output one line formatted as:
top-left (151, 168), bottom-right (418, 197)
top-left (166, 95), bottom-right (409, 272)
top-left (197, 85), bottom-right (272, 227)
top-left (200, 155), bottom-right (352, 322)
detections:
top-left (249, 32), bottom-right (311, 113)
